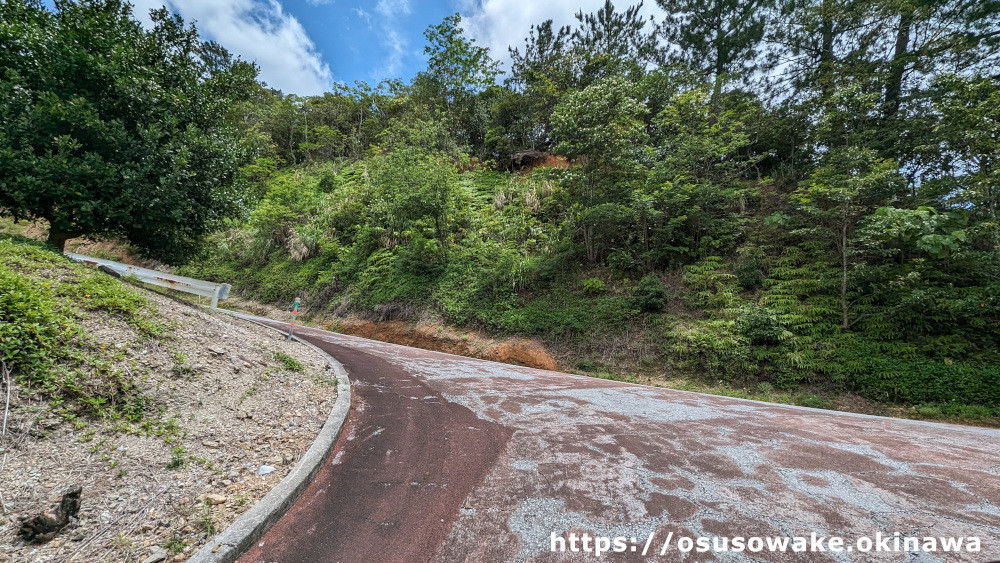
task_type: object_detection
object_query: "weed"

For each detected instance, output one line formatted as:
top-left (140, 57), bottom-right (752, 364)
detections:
top-left (172, 351), bottom-right (196, 378)
top-left (310, 373), bottom-right (336, 387)
top-left (592, 371), bottom-right (639, 384)
top-left (111, 535), bottom-right (134, 557)
top-left (166, 446), bottom-right (188, 469)
top-left (273, 351), bottom-right (304, 372)
top-left (581, 277), bottom-right (606, 295)
top-left (89, 437), bottom-right (107, 453)
top-left (238, 384), bottom-right (258, 405)
top-left (197, 498), bottom-right (215, 536)
top-left (164, 538), bottom-right (187, 555)
top-left (156, 416), bottom-right (182, 443)
top-left (795, 394), bottom-right (831, 409)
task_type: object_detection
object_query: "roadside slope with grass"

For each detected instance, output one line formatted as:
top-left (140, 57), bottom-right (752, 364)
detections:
top-left (0, 235), bottom-right (337, 562)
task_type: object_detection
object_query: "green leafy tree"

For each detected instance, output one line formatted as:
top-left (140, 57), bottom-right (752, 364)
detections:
top-left (570, 0), bottom-right (663, 82)
top-left (552, 75), bottom-right (648, 262)
top-left (0, 0), bottom-right (258, 261)
top-left (657, 0), bottom-right (772, 103)
top-left (551, 75), bottom-right (648, 175)
top-left (794, 148), bottom-right (903, 329)
top-left (924, 75), bottom-right (1000, 222)
top-left (420, 14), bottom-right (500, 102)
top-left (878, 0), bottom-right (1000, 119)
top-left (508, 20), bottom-right (576, 150)
top-left (368, 121), bottom-right (463, 259)
top-left (652, 89), bottom-right (763, 184)
top-left (412, 14), bottom-right (499, 152)
top-left (766, 0), bottom-right (878, 99)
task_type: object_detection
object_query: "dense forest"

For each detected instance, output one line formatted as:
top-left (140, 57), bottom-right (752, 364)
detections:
top-left (3, 0), bottom-right (1000, 419)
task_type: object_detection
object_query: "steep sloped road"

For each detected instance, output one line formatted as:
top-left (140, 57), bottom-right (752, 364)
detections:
top-left (239, 321), bottom-right (1000, 562)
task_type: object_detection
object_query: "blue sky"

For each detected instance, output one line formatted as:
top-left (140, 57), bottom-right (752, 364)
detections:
top-left (283, 0), bottom-right (458, 85)
top-left (102, 0), bottom-right (664, 95)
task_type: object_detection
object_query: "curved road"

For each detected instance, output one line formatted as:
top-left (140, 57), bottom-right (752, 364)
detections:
top-left (239, 320), bottom-right (1000, 562)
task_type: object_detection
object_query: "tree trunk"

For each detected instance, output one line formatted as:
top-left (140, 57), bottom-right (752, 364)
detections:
top-left (583, 225), bottom-right (597, 263)
top-left (641, 213), bottom-right (649, 251)
top-left (884, 9), bottom-right (912, 118)
top-left (46, 227), bottom-right (77, 253)
top-left (841, 219), bottom-right (849, 330)
top-left (711, 18), bottom-right (726, 110)
top-left (819, 0), bottom-right (836, 99)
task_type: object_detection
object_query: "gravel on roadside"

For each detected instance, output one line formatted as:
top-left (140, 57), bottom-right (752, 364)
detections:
top-left (0, 290), bottom-right (337, 563)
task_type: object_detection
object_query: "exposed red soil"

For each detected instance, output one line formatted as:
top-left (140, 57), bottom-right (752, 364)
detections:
top-left (525, 153), bottom-right (570, 171)
top-left (327, 319), bottom-right (562, 372)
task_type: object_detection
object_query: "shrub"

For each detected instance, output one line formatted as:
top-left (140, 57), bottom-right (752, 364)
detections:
top-left (737, 305), bottom-right (785, 345)
top-left (851, 358), bottom-right (1000, 407)
top-left (582, 277), bottom-right (606, 295)
top-left (735, 245), bottom-right (766, 289)
top-left (633, 275), bottom-right (667, 313)
top-left (317, 171), bottom-right (338, 193)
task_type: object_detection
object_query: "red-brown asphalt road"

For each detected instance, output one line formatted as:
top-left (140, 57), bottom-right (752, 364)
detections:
top-left (239, 320), bottom-right (1000, 562)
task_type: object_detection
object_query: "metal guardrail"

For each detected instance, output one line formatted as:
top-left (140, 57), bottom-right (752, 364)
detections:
top-left (65, 252), bottom-right (231, 308)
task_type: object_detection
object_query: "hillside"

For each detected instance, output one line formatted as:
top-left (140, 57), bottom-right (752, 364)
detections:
top-left (3, 0), bottom-right (999, 432)
top-left (175, 161), bottom-right (1000, 427)
top-left (0, 236), bottom-right (337, 562)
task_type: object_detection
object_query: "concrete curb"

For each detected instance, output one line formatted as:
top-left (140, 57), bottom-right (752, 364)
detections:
top-left (188, 313), bottom-right (352, 563)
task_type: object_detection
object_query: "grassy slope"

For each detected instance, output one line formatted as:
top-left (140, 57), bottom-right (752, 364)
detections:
top-left (0, 234), bottom-right (170, 429)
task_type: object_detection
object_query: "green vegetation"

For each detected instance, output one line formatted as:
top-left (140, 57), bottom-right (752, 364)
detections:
top-left (2, 0), bottom-right (998, 422)
top-left (0, 235), bottom-right (167, 424)
top-left (274, 351), bottom-right (304, 372)
top-left (177, 5), bottom-right (998, 421)
top-left (163, 538), bottom-right (188, 555)
top-left (0, 0), bottom-right (257, 260)
top-left (166, 446), bottom-right (188, 469)
top-left (198, 498), bottom-right (216, 536)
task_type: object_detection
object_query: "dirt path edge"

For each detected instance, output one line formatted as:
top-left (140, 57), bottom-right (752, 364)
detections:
top-left (189, 311), bottom-right (352, 563)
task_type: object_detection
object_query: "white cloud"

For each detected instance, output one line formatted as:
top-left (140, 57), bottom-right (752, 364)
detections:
top-left (461, 0), bottom-right (664, 70)
top-left (375, 0), bottom-right (411, 18)
top-left (353, 7), bottom-right (373, 28)
top-left (381, 28), bottom-right (407, 76)
top-left (355, 0), bottom-right (412, 80)
top-left (129, 0), bottom-right (333, 95)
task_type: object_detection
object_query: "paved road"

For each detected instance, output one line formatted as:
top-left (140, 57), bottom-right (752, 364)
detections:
top-left (239, 322), bottom-right (1000, 562)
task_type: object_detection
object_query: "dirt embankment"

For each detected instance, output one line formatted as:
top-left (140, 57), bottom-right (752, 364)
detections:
top-left (223, 297), bottom-right (563, 373)
top-left (327, 319), bottom-right (562, 372)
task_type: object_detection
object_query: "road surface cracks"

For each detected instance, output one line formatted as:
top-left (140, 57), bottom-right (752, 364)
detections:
top-left (239, 321), bottom-right (1000, 562)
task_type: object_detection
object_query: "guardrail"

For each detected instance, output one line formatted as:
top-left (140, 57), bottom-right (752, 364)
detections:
top-left (65, 253), bottom-right (231, 308)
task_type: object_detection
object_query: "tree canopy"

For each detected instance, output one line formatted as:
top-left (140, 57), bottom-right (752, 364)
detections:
top-left (0, 0), bottom-right (258, 262)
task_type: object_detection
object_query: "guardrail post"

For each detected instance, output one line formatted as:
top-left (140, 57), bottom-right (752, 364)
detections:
top-left (211, 285), bottom-right (222, 309)
top-left (287, 298), bottom-right (301, 341)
